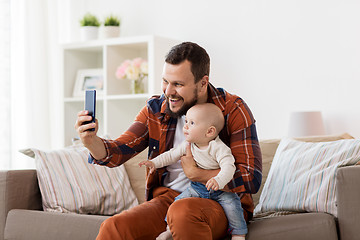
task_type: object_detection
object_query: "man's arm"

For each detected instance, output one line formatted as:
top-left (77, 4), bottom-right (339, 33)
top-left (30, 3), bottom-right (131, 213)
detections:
top-left (76, 105), bottom-right (150, 167)
top-left (75, 110), bottom-right (107, 160)
top-left (226, 98), bottom-right (262, 194)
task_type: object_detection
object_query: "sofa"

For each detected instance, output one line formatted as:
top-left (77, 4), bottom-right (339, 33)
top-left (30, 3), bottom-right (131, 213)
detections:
top-left (1, 133), bottom-right (360, 240)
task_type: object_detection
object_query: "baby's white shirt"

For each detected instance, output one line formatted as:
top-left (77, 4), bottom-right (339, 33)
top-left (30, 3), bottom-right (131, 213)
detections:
top-left (152, 136), bottom-right (236, 189)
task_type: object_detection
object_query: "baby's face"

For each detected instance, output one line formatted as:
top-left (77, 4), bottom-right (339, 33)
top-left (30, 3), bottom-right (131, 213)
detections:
top-left (183, 107), bottom-right (211, 144)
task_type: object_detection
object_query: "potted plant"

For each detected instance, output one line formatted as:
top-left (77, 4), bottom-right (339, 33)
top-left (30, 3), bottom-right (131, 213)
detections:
top-left (102, 15), bottom-right (121, 38)
top-left (79, 13), bottom-right (100, 41)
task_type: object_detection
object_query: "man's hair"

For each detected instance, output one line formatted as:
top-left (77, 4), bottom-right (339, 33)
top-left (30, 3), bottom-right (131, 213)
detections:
top-left (165, 42), bottom-right (210, 83)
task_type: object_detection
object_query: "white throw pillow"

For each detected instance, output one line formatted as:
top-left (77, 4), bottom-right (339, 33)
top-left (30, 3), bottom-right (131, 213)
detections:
top-left (254, 138), bottom-right (360, 217)
top-left (20, 145), bottom-right (138, 215)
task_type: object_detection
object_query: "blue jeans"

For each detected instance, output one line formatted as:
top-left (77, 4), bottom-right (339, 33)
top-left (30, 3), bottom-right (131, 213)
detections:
top-left (172, 181), bottom-right (248, 235)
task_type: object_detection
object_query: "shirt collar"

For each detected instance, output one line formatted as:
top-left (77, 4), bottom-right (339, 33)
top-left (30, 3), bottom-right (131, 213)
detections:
top-left (207, 83), bottom-right (226, 112)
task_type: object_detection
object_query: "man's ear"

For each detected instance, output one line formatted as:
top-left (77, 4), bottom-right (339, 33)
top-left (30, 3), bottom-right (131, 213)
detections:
top-left (199, 76), bottom-right (209, 92)
top-left (206, 126), bottom-right (217, 138)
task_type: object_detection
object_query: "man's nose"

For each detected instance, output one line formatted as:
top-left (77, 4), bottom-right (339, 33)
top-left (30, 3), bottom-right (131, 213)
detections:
top-left (165, 84), bottom-right (175, 96)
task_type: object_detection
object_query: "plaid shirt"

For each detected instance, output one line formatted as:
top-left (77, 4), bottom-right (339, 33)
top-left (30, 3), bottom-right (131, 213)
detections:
top-left (90, 83), bottom-right (262, 216)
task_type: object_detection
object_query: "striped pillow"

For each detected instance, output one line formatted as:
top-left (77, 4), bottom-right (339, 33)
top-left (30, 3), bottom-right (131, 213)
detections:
top-left (23, 145), bottom-right (138, 215)
top-left (254, 138), bottom-right (360, 217)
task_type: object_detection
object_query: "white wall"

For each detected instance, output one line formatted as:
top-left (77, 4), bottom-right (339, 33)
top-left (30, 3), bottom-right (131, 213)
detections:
top-left (62, 0), bottom-right (360, 140)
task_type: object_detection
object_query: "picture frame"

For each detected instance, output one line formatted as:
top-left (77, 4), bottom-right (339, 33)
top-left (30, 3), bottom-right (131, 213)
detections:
top-left (73, 68), bottom-right (103, 97)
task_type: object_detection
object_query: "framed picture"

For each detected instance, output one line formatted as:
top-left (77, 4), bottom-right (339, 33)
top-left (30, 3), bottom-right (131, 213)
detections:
top-left (73, 68), bottom-right (103, 97)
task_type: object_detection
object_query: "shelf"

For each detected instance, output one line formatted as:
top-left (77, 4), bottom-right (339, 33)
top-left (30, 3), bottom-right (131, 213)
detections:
top-left (106, 94), bottom-right (151, 100)
top-left (64, 94), bottom-right (149, 102)
top-left (61, 35), bottom-right (180, 146)
top-left (62, 35), bottom-right (157, 49)
top-left (64, 96), bottom-right (105, 103)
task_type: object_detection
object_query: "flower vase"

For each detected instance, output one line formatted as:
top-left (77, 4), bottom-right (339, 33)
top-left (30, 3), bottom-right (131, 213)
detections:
top-left (131, 79), bottom-right (144, 94)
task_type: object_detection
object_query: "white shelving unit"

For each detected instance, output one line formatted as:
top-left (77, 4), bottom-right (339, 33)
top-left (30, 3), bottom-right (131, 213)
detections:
top-left (61, 35), bottom-right (179, 147)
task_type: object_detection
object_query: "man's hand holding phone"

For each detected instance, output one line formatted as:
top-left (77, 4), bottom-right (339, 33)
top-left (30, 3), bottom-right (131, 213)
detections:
top-left (76, 110), bottom-right (98, 134)
top-left (75, 90), bottom-right (98, 147)
top-left (75, 90), bottom-right (107, 160)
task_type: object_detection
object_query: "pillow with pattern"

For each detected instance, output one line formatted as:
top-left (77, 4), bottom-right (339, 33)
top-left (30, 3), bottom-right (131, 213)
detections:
top-left (255, 138), bottom-right (360, 217)
top-left (20, 144), bottom-right (138, 215)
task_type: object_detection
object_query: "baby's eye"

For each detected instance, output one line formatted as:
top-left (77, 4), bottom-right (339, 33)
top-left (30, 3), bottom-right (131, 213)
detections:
top-left (184, 119), bottom-right (188, 124)
top-left (190, 121), bottom-right (195, 125)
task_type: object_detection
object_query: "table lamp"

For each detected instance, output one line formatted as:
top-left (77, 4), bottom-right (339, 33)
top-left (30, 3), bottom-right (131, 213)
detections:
top-left (288, 111), bottom-right (326, 137)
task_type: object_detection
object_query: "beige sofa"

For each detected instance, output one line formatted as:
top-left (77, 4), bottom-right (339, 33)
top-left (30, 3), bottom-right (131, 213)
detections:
top-left (1, 134), bottom-right (360, 240)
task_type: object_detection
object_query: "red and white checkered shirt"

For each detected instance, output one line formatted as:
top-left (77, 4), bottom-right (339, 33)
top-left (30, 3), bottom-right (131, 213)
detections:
top-left (89, 83), bottom-right (262, 217)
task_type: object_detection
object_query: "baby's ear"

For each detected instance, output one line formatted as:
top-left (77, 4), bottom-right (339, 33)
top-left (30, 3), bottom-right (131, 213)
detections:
top-left (206, 126), bottom-right (217, 138)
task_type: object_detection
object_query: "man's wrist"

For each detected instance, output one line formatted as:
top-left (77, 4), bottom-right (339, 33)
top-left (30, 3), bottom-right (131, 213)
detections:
top-left (87, 136), bottom-right (107, 160)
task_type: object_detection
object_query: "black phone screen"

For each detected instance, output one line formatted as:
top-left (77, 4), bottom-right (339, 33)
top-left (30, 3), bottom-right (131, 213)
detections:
top-left (84, 90), bottom-right (96, 131)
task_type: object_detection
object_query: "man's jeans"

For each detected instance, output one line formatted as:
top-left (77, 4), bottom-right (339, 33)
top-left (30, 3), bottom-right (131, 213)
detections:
top-left (173, 181), bottom-right (248, 235)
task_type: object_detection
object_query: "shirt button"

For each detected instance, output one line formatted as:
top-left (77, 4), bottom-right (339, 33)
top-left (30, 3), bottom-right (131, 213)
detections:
top-left (153, 146), bottom-right (156, 150)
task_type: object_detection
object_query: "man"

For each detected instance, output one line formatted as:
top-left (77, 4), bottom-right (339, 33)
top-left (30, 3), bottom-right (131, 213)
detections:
top-left (75, 42), bottom-right (262, 240)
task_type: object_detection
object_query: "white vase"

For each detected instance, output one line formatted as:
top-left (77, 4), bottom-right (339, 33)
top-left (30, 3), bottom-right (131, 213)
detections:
top-left (80, 26), bottom-right (99, 41)
top-left (102, 26), bottom-right (120, 38)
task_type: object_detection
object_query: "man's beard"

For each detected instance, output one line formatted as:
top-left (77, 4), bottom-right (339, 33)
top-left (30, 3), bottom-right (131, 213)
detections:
top-left (165, 90), bottom-right (198, 118)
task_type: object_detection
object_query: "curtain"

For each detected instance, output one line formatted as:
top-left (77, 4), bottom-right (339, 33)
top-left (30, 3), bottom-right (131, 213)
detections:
top-left (9, 0), bottom-right (67, 169)
top-left (0, 0), bottom-right (11, 169)
top-left (2, 0), bottom-right (79, 169)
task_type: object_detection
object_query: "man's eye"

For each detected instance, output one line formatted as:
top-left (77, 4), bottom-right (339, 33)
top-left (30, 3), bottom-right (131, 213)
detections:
top-left (175, 83), bottom-right (182, 87)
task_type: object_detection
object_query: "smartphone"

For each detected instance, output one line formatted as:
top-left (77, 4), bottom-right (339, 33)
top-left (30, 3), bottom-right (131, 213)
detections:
top-left (84, 90), bottom-right (96, 131)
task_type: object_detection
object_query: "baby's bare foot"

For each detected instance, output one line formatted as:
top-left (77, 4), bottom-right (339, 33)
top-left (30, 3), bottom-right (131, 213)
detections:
top-left (156, 229), bottom-right (173, 240)
top-left (232, 235), bottom-right (245, 240)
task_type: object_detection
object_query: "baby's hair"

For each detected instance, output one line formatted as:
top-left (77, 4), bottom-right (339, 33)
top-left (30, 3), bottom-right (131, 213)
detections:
top-left (191, 103), bottom-right (224, 135)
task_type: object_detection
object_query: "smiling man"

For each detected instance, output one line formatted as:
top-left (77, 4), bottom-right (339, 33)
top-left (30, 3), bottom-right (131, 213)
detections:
top-left (163, 53), bottom-right (207, 118)
top-left (75, 42), bottom-right (262, 240)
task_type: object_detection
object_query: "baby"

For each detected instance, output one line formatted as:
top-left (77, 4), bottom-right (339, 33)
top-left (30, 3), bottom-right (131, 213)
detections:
top-left (139, 103), bottom-right (247, 240)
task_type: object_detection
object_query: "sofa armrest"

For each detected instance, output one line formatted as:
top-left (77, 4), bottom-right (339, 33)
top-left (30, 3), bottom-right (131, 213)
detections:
top-left (336, 165), bottom-right (360, 240)
top-left (0, 170), bottom-right (42, 240)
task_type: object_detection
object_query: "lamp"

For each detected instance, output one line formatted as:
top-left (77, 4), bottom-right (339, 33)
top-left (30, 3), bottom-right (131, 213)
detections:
top-left (288, 111), bottom-right (326, 137)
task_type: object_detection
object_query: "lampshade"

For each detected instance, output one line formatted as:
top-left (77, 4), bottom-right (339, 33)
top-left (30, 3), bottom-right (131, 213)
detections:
top-left (288, 111), bottom-right (326, 137)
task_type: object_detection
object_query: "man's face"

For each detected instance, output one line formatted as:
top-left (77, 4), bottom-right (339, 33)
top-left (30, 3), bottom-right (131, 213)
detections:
top-left (162, 60), bottom-right (200, 118)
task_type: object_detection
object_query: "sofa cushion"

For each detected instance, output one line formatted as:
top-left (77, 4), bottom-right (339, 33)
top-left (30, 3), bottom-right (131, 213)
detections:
top-left (20, 144), bottom-right (138, 215)
top-left (253, 133), bottom-right (354, 207)
top-left (247, 212), bottom-right (338, 240)
top-left (123, 149), bottom-right (147, 203)
top-left (255, 138), bottom-right (360, 217)
top-left (4, 209), bottom-right (109, 240)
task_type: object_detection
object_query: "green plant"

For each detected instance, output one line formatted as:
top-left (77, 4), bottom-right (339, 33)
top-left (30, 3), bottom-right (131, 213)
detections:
top-left (104, 15), bottom-right (121, 26)
top-left (80, 13), bottom-right (100, 27)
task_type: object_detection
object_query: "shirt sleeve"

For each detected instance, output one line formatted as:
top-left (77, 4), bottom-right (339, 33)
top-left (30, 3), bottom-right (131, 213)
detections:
top-left (151, 141), bottom-right (186, 168)
top-left (225, 97), bottom-right (262, 194)
top-left (213, 142), bottom-right (236, 189)
top-left (88, 105), bottom-right (150, 168)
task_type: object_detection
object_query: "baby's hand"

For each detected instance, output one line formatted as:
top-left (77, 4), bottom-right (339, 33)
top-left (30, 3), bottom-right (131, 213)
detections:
top-left (138, 160), bottom-right (156, 174)
top-left (205, 177), bottom-right (219, 191)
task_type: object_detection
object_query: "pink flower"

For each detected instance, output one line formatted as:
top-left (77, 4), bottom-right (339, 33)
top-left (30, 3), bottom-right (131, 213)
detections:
top-left (132, 57), bottom-right (143, 68)
top-left (115, 58), bottom-right (148, 80)
top-left (115, 60), bottom-right (131, 79)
